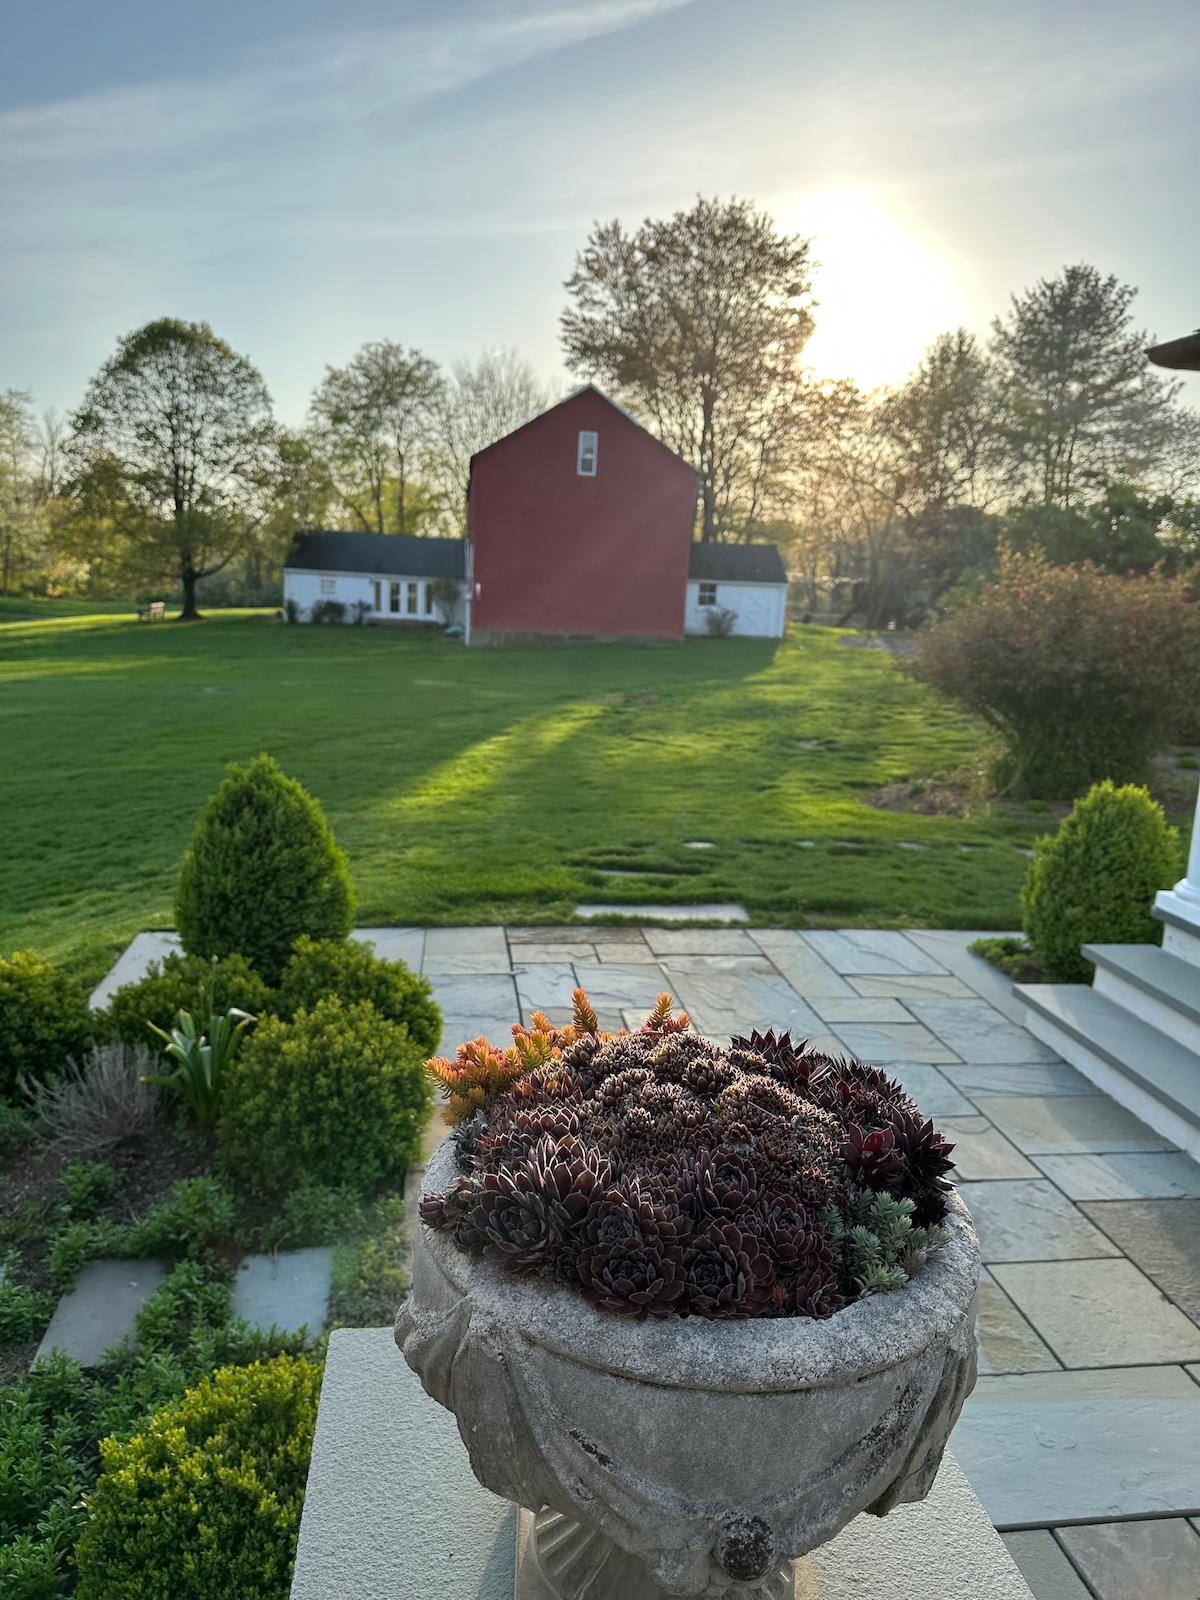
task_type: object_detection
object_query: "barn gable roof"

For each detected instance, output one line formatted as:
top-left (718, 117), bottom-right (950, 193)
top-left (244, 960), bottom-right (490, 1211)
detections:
top-left (284, 530), bottom-right (466, 579)
top-left (468, 384), bottom-right (697, 479)
top-left (688, 542), bottom-right (788, 585)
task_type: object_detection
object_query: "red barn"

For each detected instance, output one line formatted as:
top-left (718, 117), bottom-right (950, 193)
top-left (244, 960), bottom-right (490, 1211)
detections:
top-left (467, 386), bottom-right (698, 644)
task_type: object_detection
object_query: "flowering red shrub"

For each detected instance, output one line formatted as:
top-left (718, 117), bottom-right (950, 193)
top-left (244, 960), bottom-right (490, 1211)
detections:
top-left (420, 991), bottom-right (956, 1322)
top-left (912, 552), bottom-right (1200, 798)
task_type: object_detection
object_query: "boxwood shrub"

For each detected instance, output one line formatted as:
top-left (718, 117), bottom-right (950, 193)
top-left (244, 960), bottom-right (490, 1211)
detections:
top-left (219, 997), bottom-right (432, 1196)
top-left (1022, 781), bottom-right (1181, 981)
top-left (0, 950), bottom-right (93, 1100)
top-left (104, 951), bottom-right (272, 1051)
top-left (175, 753), bottom-right (355, 985)
top-left (274, 936), bottom-right (442, 1056)
top-left (74, 1354), bottom-right (322, 1600)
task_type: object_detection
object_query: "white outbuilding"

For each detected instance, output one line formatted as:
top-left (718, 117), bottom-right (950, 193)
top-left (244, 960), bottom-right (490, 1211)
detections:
top-left (685, 542), bottom-right (788, 637)
top-left (282, 531), bottom-right (467, 625)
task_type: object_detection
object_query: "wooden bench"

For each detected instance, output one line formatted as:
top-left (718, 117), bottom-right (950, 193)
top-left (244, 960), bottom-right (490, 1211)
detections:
top-left (138, 601), bottom-right (166, 621)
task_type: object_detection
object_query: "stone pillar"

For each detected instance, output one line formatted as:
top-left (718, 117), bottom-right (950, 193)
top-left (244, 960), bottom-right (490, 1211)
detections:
top-left (1174, 783), bottom-right (1200, 912)
top-left (1154, 782), bottom-right (1200, 959)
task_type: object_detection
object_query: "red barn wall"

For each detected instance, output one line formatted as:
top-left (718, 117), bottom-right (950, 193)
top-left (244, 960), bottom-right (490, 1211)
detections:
top-left (468, 389), bottom-right (696, 640)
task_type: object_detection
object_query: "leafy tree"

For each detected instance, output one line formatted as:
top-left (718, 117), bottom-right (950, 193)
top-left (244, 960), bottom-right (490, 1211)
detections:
top-left (991, 265), bottom-right (1176, 509)
top-left (68, 319), bottom-right (277, 619)
top-left (878, 329), bottom-right (1001, 515)
top-left (309, 340), bottom-right (442, 535)
top-left (430, 349), bottom-right (551, 534)
top-left (175, 753), bottom-right (355, 985)
top-left (561, 196), bottom-right (815, 541)
top-left (0, 389), bottom-right (48, 595)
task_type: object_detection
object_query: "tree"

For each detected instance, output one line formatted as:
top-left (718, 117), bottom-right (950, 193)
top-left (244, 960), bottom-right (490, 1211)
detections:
top-left (430, 349), bottom-right (551, 534)
top-left (991, 264), bottom-right (1176, 510)
top-left (309, 340), bottom-right (442, 535)
top-left (69, 319), bottom-right (276, 619)
top-left (561, 196), bottom-right (815, 541)
top-left (0, 390), bottom-right (47, 595)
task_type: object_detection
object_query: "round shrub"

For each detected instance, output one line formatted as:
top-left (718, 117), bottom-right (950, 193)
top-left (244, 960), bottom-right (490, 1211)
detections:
top-left (274, 936), bottom-right (442, 1056)
top-left (0, 950), bottom-right (93, 1100)
top-left (74, 1355), bottom-right (321, 1600)
top-left (175, 753), bottom-right (355, 985)
top-left (105, 951), bottom-right (272, 1051)
top-left (219, 997), bottom-right (432, 1196)
top-left (1021, 781), bottom-right (1181, 982)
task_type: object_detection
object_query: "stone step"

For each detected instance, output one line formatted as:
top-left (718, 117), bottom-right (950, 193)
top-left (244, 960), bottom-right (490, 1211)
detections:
top-left (1153, 891), bottom-right (1200, 969)
top-left (1018, 983), bottom-right (1200, 1162)
top-left (1084, 942), bottom-right (1200, 1055)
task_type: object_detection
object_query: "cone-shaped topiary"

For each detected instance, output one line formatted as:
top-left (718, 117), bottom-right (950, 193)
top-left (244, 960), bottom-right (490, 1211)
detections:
top-left (1022, 780), bottom-right (1181, 982)
top-left (175, 754), bottom-right (355, 985)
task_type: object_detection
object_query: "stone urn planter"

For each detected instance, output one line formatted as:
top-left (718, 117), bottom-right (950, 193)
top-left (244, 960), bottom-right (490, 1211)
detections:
top-left (396, 1135), bottom-right (980, 1600)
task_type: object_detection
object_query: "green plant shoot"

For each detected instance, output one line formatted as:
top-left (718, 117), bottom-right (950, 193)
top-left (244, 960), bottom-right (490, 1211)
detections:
top-left (144, 1007), bottom-right (254, 1127)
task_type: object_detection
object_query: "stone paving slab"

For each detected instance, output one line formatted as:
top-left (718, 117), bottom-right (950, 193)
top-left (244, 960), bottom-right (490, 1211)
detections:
top-left (999, 1531), bottom-right (1092, 1600)
top-left (1078, 1199), bottom-right (1200, 1326)
top-left (809, 997), bottom-right (912, 1024)
top-left (642, 928), bottom-right (760, 955)
top-left (990, 1258), bottom-right (1200, 1367)
top-left (848, 974), bottom-right (977, 998)
top-left (801, 930), bottom-right (949, 976)
top-left (748, 931), bottom-right (855, 996)
top-left (351, 928), bottom-right (425, 971)
top-left (943, 1061), bottom-right (1102, 1099)
top-left (89, 931), bottom-right (181, 1007)
top-left (1032, 1150), bottom-right (1200, 1201)
top-left (830, 1022), bottom-right (961, 1064)
top-left (232, 1247), bottom-right (333, 1336)
top-left (657, 953), bottom-right (778, 975)
top-left (973, 1095), bottom-right (1175, 1155)
top-left (572, 961), bottom-right (671, 1010)
top-left (423, 927), bottom-right (511, 975)
top-left (905, 1000), bottom-right (1061, 1065)
top-left (956, 1180), bottom-right (1121, 1263)
top-left (975, 1270), bottom-right (1062, 1375)
top-left (905, 931), bottom-right (1030, 1026)
top-left (509, 942), bottom-right (601, 964)
top-left (594, 943), bottom-right (663, 962)
top-left (940, 1118), bottom-right (1040, 1181)
top-left (952, 1367), bottom-right (1200, 1526)
top-left (885, 1064), bottom-right (977, 1118)
top-left (669, 971), bottom-right (824, 1040)
top-left (36, 1259), bottom-right (168, 1365)
top-left (512, 963), bottom-right (579, 1016)
top-left (1056, 1517), bottom-right (1200, 1599)
top-left (427, 974), bottom-right (519, 1020)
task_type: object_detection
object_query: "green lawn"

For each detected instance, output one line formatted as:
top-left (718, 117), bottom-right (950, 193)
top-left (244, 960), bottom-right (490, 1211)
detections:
top-left (0, 612), bottom-right (1088, 972)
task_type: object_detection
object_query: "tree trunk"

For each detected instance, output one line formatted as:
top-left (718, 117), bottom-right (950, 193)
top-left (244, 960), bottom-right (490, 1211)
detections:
top-left (177, 566), bottom-right (202, 621)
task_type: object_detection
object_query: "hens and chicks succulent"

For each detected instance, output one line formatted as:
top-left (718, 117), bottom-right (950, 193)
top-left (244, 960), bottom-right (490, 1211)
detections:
top-left (420, 991), bottom-right (955, 1322)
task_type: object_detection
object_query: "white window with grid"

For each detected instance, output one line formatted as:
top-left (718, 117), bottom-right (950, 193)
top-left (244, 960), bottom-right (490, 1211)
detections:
top-left (577, 430), bottom-right (598, 476)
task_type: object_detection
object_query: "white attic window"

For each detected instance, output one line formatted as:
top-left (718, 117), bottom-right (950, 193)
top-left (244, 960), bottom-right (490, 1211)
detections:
top-left (577, 430), bottom-right (598, 476)
top-left (320, 576), bottom-right (336, 595)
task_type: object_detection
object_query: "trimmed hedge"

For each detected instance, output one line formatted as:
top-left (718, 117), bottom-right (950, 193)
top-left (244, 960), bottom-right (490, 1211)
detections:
top-left (104, 951), bottom-right (272, 1051)
top-left (274, 936), bottom-right (442, 1057)
top-left (219, 997), bottom-right (432, 1196)
top-left (74, 1355), bottom-right (321, 1600)
top-left (1022, 781), bottom-right (1181, 981)
top-left (176, 754), bottom-right (355, 985)
top-left (0, 950), bottom-right (93, 1100)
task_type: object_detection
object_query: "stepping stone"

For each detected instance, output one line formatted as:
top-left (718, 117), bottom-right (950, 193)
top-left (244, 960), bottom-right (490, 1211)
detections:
top-left (953, 1365), bottom-right (1200, 1526)
top-left (232, 1247), bottom-right (333, 1336)
top-left (991, 1258), bottom-right (1200, 1366)
top-left (1032, 1150), bottom-right (1200, 1201)
top-left (681, 840), bottom-right (715, 848)
top-left (973, 1095), bottom-right (1174, 1155)
top-left (1000, 1532), bottom-right (1092, 1600)
top-left (1077, 1198), bottom-right (1200, 1326)
top-left (940, 1118), bottom-right (1040, 1181)
top-left (1057, 1518), bottom-right (1200, 1599)
top-left (574, 902), bottom-right (749, 923)
top-left (956, 1179), bottom-right (1120, 1263)
top-left (89, 932), bottom-right (182, 1008)
top-left (423, 927), bottom-right (511, 975)
top-left (35, 1259), bottom-right (169, 1366)
top-left (802, 930), bottom-right (949, 977)
top-left (975, 1270), bottom-right (1060, 1375)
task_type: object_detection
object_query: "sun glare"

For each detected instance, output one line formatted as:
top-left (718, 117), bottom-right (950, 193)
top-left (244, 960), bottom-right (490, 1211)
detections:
top-left (772, 187), bottom-right (971, 391)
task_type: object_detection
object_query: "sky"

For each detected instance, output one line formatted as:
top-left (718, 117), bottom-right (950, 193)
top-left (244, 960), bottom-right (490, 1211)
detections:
top-left (3, 0), bottom-right (1200, 424)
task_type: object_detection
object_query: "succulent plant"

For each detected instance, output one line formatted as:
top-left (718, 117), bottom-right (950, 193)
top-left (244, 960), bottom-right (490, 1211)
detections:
top-left (420, 990), bottom-right (956, 1322)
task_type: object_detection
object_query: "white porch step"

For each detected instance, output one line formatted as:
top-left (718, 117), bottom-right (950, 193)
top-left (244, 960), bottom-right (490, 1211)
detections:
top-left (1153, 891), bottom-right (1200, 969)
top-left (1018, 983), bottom-right (1200, 1162)
top-left (1085, 942), bottom-right (1200, 1056)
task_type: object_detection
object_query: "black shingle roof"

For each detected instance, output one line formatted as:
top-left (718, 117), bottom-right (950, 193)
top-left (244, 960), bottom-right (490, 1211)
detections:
top-left (688, 542), bottom-right (787, 584)
top-left (284, 530), bottom-right (466, 579)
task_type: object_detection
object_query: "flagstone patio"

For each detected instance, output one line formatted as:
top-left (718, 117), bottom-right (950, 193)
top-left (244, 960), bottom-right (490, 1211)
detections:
top-left (92, 924), bottom-right (1200, 1598)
